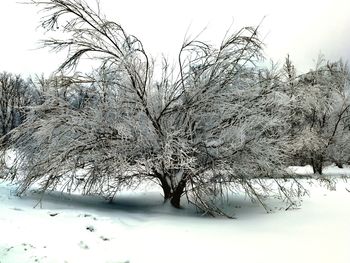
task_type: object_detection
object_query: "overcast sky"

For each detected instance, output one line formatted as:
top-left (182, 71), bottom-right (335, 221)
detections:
top-left (0, 0), bottom-right (349, 76)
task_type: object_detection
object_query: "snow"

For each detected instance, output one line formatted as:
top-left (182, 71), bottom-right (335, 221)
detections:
top-left (0, 167), bottom-right (350, 263)
top-left (288, 164), bottom-right (350, 176)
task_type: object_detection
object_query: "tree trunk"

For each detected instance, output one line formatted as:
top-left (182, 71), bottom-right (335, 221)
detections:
top-left (170, 178), bottom-right (187, 209)
top-left (158, 175), bottom-right (172, 200)
top-left (312, 156), bottom-right (323, 174)
top-left (154, 170), bottom-right (187, 208)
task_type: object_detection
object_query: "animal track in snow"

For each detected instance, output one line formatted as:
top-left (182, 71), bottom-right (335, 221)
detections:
top-left (78, 241), bottom-right (89, 249)
top-left (86, 225), bottom-right (95, 232)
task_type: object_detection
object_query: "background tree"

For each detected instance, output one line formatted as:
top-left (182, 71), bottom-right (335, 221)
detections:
top-left (1, 0), bottom-right (305, 216)
top-left (282, 56), bottom-right (350, 173)
top-left (0, 72), bottom-right (33, 138)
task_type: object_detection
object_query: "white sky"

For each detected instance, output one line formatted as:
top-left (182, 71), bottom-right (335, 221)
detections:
top-left (0, 0), bottom-right (349, 76)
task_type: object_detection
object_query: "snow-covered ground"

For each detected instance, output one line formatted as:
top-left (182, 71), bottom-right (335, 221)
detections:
top-left (0, 166), bottom-right (350, 263)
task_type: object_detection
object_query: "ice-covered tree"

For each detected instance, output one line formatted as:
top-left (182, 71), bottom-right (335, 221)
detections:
top-left (1, 0), bottom-right (304, 216)
top-left (0, 72), bottom-right (33, 138)
top-left (282, 56), bottom-right (350, 173)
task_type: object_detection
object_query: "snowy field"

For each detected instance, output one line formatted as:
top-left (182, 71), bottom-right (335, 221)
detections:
top-left (0, 166), bottom-right (350, 263)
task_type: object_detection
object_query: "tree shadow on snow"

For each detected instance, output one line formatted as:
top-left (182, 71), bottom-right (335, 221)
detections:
top-left (3, 182), bottom-right (296, 219)
top-left (15, 187), bottom-right (204, 219)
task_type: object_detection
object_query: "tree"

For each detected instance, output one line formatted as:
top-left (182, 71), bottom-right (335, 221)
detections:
top-left (0, 72), bottom-right (32, 138)
top-left (1, 0), bottom-right (304, 216)
top-left (282, 56), bottom-right (350, 174)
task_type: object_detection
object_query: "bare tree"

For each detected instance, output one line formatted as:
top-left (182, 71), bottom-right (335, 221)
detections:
top-left (1, 0), bottom-right (305, 216)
